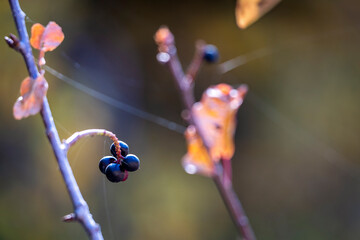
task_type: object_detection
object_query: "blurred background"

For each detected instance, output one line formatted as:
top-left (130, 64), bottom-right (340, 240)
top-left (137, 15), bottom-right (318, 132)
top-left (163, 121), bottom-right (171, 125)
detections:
top-left (1, 0), bottom-right (360, 239)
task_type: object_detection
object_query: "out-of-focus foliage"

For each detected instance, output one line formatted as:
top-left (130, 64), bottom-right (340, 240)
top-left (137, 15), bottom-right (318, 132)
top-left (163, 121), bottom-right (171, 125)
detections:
top-left (182, 84), bottom-right (247, 176)
top-left (1, 0), bottom-right (360, 240)
top-left (13, 74), bottom-right (48, 119)
top-left (235, 0), bottom-right (281, 29)
top-left (30, 22), bottom-right (64, 52)
top-left (30, 21), bottom-right (64, 66)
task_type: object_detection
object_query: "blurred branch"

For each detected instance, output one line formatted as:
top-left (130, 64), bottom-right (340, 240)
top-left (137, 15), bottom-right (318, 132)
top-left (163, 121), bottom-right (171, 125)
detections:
top-left (185, 40), bottom-right (206, 82)
top-left (154, 26), bottom-right (256, 240)
top-left (6, 0), bottom-right (103, 239)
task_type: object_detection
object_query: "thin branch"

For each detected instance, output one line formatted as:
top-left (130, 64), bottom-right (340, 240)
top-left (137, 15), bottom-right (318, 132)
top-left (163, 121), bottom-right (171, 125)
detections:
top-left (213, 172), bottom-right (256, 240)
top-left (7, 0), bottom-right (103, 239)
top-left (64, 129), bottom-right (123, 162)
top-left (155, 27), bottom-right (256, 240)
top-left (185, 40), bottom-right (206, 82)
top-left (8, 0), bottom-right (38, 79)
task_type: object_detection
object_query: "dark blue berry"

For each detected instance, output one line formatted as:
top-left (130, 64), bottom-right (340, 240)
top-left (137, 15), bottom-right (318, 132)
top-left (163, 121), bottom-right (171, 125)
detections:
top-left (110, 141), bottom-right (129, 158)
top-left (203, 44), bottom-right (219, 63)
top-left (99, 156), bottom-right (117, 174)
top-left (105, 163), bottom-right (128, 182)
top-left (121, 154), bottom-right (140, 172)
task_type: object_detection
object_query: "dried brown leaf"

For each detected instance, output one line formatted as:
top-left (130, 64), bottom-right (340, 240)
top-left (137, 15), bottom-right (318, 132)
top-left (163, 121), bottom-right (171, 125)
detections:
top-left (235, 0), bottom-right (281, 29)
top-left (182, 84), bottom-right (248, 176)
top-left (182, 126), bottom-right (215, 176)
top-left (193, 83), bottom-right (247, 161)
top-left (13, 75), bottom-right (48, 120)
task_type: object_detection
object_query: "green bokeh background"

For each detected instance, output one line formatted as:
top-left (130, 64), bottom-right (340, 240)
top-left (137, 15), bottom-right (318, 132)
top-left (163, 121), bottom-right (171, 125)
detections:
top-left (1, 0), bottom-right (360, 239)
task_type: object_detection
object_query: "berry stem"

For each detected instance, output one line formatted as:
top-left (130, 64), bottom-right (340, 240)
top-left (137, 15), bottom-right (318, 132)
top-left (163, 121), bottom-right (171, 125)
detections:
top-left (154, 26), bottom-right (256, 240)
top-left (64, 129), bottom-right (123, 162)
top-left (7, 1), bottom-right (104, 239)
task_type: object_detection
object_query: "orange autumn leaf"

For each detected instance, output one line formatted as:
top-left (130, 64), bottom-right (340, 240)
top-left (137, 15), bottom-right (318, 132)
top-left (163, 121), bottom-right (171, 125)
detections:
top-left (192, 83), bottom-right (247, 162)
top-left (30, 21), bottom-right (64, 52)
top-left (41, 21), bottom-right (65, 52)
top-left (182, 125), bottom-right (215, 176)
top-left (19, 76), bottom-right (32, 96)
top-left (30, 23), bottom-right (45, 50)
top-left (182, 84), bottom-right (248, 176)
top-left (235, 0), bottom-right (281, 29)
top-left (13, 75), bottom-right (48, 120)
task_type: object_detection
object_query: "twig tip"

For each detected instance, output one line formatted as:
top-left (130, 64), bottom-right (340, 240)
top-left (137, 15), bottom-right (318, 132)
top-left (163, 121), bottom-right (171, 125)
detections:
top-left (4, 33), bottom-right (20, 49)
top-left (62, 213), bottom-right (76, 222)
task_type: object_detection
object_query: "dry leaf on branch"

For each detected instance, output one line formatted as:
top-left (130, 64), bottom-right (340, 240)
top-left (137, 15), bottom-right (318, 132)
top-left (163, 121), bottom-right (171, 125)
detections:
top-left (235, 0), bottom-right (281, 29)
top-left (182, 125), bottom-right (215, 176)
top-left (13, 74), bottom-right (48, 120)
top-left (182, 84), bottom-right (248, 176)
top-left (30, 21), bottom-right (64, 66)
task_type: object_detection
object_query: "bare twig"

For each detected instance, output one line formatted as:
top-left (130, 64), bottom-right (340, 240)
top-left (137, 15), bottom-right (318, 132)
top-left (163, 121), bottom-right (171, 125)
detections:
top-left (7, 0), bottom-right (104, 239)
top-left (64, 129), bottom-right (123, 162)
top-left (185, 40), bottom-right (206, 82)
top-left (155, 26), bottom-right (256, 240)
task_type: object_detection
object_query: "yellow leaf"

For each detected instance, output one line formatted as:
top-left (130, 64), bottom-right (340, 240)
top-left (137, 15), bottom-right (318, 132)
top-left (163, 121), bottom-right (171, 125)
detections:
top-left (193, 83), bottom-right (247, 161)
top-left (182, 126), bottom-right (215, 176)
top-left (182, 84), bottom-right (248, 176)
top-left (235, 0), bottom-right (281, 29)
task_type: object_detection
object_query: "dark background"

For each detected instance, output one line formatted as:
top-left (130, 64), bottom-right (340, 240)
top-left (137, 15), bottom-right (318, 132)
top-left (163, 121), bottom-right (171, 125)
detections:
top-left (1, 0), bottom-right (360, 239)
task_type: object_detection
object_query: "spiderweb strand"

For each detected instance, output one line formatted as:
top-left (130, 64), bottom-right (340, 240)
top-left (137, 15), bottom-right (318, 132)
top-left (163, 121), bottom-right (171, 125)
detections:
top-left (42, 65), bottom-right (187, 134)
top-left (218, 25), bottom-right (360, 74)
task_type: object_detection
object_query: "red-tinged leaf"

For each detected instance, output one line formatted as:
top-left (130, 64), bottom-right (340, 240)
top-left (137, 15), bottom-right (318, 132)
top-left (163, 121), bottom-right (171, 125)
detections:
top-left (193, 84), bottom-right (248, 162)
top-left (235, 0), bottom-right (281, 29)
top-left (19, 76), bottom-right (32, 96)
top-left (30, 23), bottom-right (45, 50)
top-left (41, 21), bottom-right (64, 52)
top-left (30, 21), bottom-right (64, 54)
top-left (182, 126), bottom-right (215, 177)
top-left (13, 75), bottom-right (48, 120)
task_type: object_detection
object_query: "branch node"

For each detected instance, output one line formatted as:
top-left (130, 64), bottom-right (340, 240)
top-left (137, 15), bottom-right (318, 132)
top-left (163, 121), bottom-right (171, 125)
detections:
top-left (5, 33), bottom-right (20, 50)
top-left (62, 213), bottom-right (76, 223)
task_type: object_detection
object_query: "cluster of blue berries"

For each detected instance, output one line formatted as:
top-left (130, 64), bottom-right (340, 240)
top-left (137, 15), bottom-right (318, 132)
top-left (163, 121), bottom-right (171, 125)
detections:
top-left (99, 141), bottom-right (140, 183)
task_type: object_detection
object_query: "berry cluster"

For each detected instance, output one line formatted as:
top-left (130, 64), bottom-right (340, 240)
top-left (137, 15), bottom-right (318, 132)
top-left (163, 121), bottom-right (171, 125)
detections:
top-left (99, 141), bottom-right (140, 183)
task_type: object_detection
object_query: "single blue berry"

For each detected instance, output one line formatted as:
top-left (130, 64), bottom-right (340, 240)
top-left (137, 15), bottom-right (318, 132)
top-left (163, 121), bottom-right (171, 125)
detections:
top-left (203, 44), bottom-right (219, 63)
top-left (99, 156), bottom-right (117, 174)
top-left (122, 154), bottom-right (140, 172)
top-left (105, 163), bottom-right (128, 182)
top-left (110, 141), bottom-right (129, 158)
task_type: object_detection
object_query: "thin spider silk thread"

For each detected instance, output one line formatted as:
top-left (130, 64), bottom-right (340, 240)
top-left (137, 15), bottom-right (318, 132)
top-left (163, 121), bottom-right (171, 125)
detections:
top-left (42, 65), bottom-right (186, 134)
top-left (26, 15), bottom-right (186, 134)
